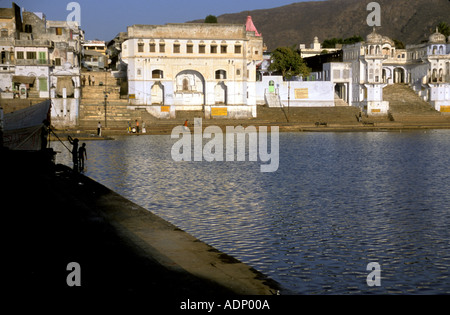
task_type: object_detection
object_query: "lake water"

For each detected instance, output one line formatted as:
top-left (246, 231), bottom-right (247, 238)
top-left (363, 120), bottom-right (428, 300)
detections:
top-left (52, 130), bottom-right (450, 294)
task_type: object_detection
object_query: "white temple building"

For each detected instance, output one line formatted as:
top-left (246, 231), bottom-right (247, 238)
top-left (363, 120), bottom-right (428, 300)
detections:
top-left (342, 28), bottom-right (450, 114)
top-left (120, 17), bottom-right (264, 119)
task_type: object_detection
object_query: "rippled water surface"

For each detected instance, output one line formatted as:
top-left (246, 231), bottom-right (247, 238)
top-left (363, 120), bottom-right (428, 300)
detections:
top-left (52, 130), bottom-right (450, 294)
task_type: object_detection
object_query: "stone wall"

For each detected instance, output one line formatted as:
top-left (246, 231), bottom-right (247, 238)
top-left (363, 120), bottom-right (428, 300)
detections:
top-left (256, 76), bottom-right (335, 107)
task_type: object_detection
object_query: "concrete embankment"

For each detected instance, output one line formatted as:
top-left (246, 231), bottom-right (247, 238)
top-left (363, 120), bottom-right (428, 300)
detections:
top-left (2, 150), bottom-right (280, 304)
top-left (55, 108), bottom-right (450, 138)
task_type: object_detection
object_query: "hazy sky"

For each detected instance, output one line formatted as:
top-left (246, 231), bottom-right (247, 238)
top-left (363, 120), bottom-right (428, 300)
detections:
top-left (4, 0), bottom-right (311, 41)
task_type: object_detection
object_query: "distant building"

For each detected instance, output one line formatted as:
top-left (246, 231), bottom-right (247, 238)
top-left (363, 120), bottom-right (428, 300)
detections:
top-left (121, 17), bottom-right (263, 118)
top-left (299, 36), bottom-right (340, 58)
top-left (258, 28), bottom-right (450, 115)
top-left (0, 3), bottom-right (23, 93)
top-left (342, 27), bottom-right (450, 114)
top-left (107, 32), bottom-right (128, 72)
top-left (0, 2), bottom-right (84, 127)
top-left (82, 40), bottom-right (107, 70)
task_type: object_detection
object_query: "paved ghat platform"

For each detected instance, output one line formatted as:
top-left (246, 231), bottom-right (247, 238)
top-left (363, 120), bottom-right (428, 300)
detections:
top-left (2, 150), bottom-right (280, 307)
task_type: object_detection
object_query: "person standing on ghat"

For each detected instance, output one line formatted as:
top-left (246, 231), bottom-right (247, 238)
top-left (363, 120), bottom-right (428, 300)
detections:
top-left (78, 143), bottom-right (87, 172)
top-left (68, 135), bottom-right (79, 171)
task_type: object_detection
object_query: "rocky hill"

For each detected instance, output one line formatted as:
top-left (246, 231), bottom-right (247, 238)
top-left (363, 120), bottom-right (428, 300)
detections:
top-left (191, 0), bottom-right (450, 50)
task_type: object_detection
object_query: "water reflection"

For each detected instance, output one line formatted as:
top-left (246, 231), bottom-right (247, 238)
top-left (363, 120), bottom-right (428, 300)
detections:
top-left (51, 130), bottom-right (450, 294)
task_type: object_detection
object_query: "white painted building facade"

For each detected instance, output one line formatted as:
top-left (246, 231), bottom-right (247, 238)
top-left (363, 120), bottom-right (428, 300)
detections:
top-left (0, 2), bottom-right (83, 128)
top-left (343, 28), bottom-right (450, 114)
top-left (121, 20), bottom-right (264, 119)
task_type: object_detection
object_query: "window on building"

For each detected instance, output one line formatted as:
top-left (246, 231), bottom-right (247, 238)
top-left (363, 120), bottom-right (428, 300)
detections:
top-left (1, 29), bottom-right (8, 38)
top-left (0, 51), bottom-right (6, 64)
top-left (24, 25), bottom-right (32, 33)
top-left (137, 69), bottom-right (142, 76)
top-left (173, 43), bottom-right (180, 53)
top-left (55, 58), bottom-right (61, 66)
top-left (221, 45), bottom-right (227, 54)
top-left (182, 78), bottom-right (189, 91)
top-left (16, 51), bottom-right (24, 59)
top-left (38, 52), bottom-right (46, 64)
top-left (234, 45), bottom-right (242, 54)
top-left (159, 42), bottom-right (165, 53)
top-left (199, 44), bottom-right (206, 54)
top-left (138, 42), bottom-right (144, 53)
top-left (215, 70), bottom-right (227, 79)
top-left (27, 51), bottom-right (37, 60)
top-left (369, 68), bottom-right (374, 81)
top-left (375, 46), bottom-right (380, 55)
top-left (210, 44), bottom-right (217, 54)
top-left (152, 70), bottom-right (164, 79)
top-left (55, 27), bottom-right (63, 36)
top-left (187, 43), bottom-right (193, 54)
top-left (149, 43), bottom-right (156, 53)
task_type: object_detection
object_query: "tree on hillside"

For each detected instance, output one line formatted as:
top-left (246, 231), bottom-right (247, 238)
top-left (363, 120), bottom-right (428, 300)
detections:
top-left (269, 47), bottom-right (311, 80)
top-left (393, 39), bottom-right (405, 49)
top-left (437, 22), bottom-right (450, 41)
top-left (204, 15), bottom-right (218, 23)
top-left (322, 35), bottom-right (364, 48)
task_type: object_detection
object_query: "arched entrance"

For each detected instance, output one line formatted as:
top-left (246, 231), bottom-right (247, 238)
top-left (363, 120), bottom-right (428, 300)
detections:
top-left (151, 81), bottom-right (164, 104)
top-left (214, 82), bottom-right (227, 104)
top-left (334, 83), bottom-right (348, 103)
top-left (382, 68), bottom-right (392, 84)
top-left (394, 67), bottom-right (406, 83)
top-left (174, 70), bottom-right (205, 105)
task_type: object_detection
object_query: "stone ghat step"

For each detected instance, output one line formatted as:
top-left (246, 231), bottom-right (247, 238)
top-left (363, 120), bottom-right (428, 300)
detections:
top-left (81, 97), bottom-right (123, 104)
top-left (81, 87), bottom-right (121, 94)
top-left (384, 84), bottom-right (438, 113)
top-left (80, 99), bottom-right (128, 106)
top-left (80, 103), bottom-right (130, 110)
top-left (81, 71), bottom-right (121, 83)
top-left (391, 114), bottom-right (450, 123)
top-left (257, 107), bottom-right (361, 123)
top-left (82, 85), bottom-right (121, 91)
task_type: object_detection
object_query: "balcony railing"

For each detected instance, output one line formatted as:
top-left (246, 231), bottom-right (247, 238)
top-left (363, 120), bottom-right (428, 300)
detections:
top-left (15, 39), bottom-right (53, 47)
top-left (0, 39), bottom-right (14, 46)
top-left (0, 64), bottom-right (15, 72)
top-left (15, 59), bottom-right (51, 66)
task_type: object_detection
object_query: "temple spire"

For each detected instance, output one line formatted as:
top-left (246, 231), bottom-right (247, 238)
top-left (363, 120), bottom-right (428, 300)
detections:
top-left (245, 16), bottom-right (261, 36)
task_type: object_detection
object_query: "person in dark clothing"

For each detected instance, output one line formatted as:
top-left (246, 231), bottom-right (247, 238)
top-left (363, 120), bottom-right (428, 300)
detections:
top-left (68, 135), bottom-right (79, 171)
top-left (41, 119), bottom-right (50, 151)
top-left (78, 143), bottom-right (87, 171)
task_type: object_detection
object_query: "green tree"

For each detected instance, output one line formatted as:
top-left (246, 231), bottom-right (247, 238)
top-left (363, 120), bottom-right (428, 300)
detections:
top-left (322, 38), bottom-right (341, 49)
top-left (204, 15), bottom-right (218, 23)
top-left (269, 47), bottom-right (311, 80)
top-left (322, 35), bottom-right (363, 48)
top-left (393, 39), bottom-right (405, 49)
top-left (342, 35), bottom-right (364, 45)
top-left (437, 22), bottom-right (450, 40)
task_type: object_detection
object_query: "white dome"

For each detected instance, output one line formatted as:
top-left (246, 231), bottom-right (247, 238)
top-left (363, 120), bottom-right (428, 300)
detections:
top-left (366, 28), bottom-right (383, 44)
top-left (429, 28), bottom-right (446, 44)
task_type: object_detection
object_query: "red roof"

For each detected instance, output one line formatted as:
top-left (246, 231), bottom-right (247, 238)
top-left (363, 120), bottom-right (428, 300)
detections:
top-left (245, 16), bottom-right (261, 37)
